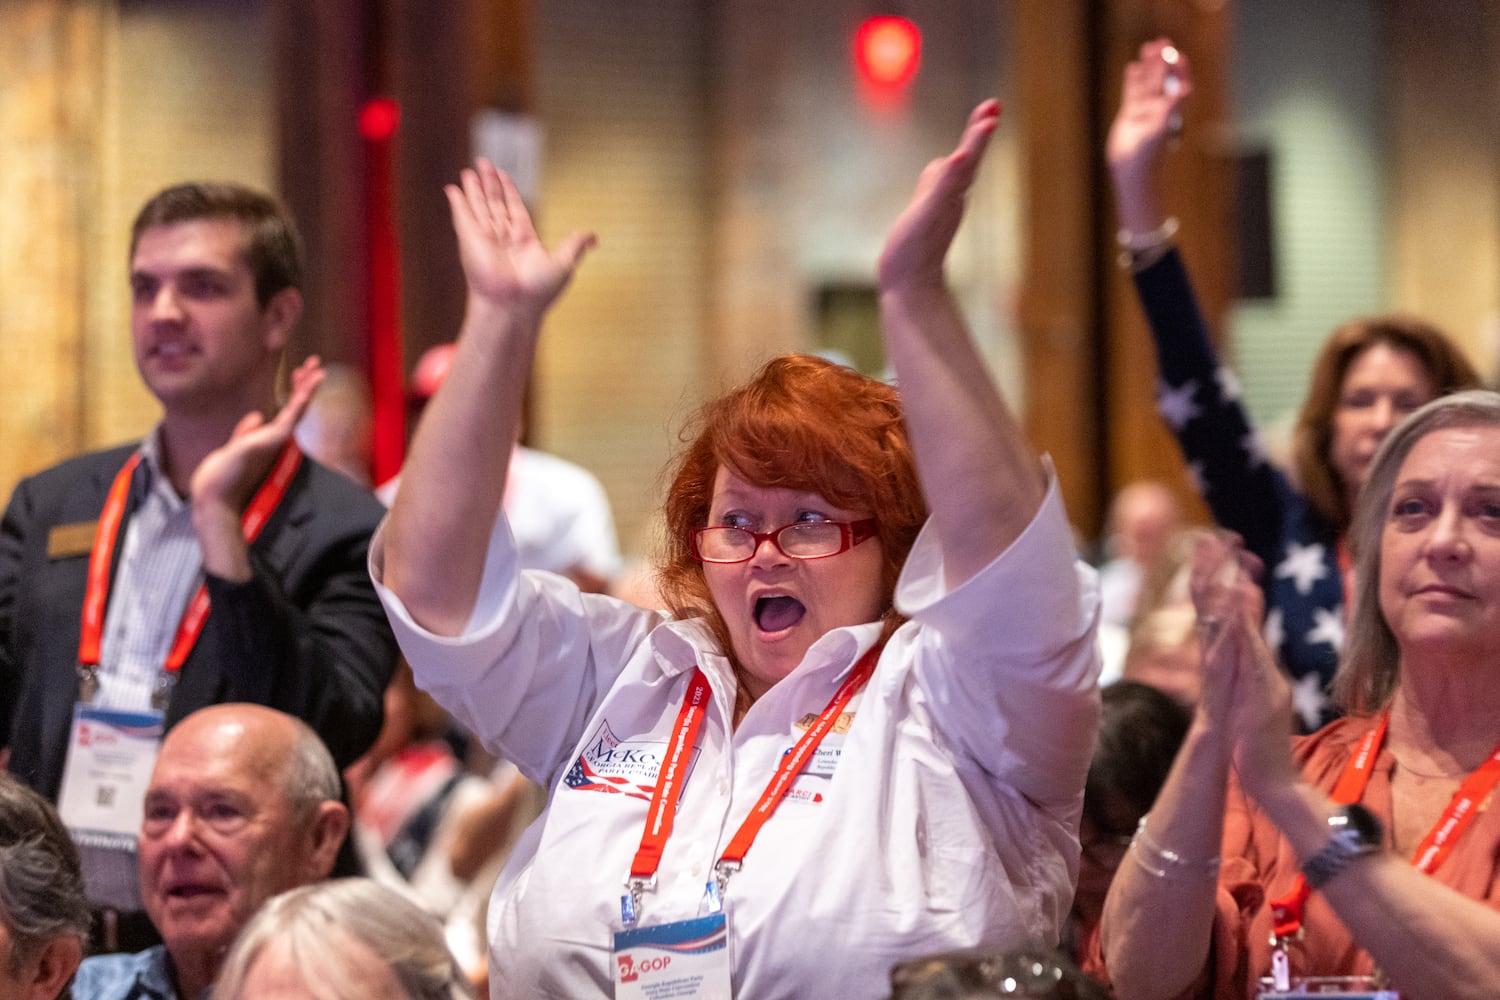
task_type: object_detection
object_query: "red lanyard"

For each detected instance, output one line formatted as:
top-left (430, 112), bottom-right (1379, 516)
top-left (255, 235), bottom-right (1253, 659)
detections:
top-left (624, 645), bottom-right (879, 906)
top-left (1271, 713), bottom-right (1500, 938)
top-left (628, 669), bottom-right (715, 879)
top-left (76, 441), bottom-right (302, 676)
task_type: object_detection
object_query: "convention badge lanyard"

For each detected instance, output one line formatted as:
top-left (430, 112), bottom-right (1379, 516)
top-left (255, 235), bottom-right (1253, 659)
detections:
top-left (1266, 713), bottom-right (1500, 992)
top-left (612, 645), bottom-right (878, 999)
top-left (60, 441), bottom-right (300, 863)
top-left (75, 441), bottom-right (303, 708)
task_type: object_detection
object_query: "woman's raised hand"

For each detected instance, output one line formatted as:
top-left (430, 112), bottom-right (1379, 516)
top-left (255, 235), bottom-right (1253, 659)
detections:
top-left (877, 100), bottom-right (1000, 295)
top-left (445, 158), bottom-right (597, 322)
top-left (1107, 38), bottom-right (1191, 239)
top-left (1107, 38), bottom-right (1192, 180)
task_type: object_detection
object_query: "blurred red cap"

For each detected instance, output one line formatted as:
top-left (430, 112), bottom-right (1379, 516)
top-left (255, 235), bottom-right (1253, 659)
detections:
top-left (409, 343), bottom-right (456, 401)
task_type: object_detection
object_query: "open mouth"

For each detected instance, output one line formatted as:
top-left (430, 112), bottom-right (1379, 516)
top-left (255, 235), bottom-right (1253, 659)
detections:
top-left (754, 595), bottom-right (806, 634)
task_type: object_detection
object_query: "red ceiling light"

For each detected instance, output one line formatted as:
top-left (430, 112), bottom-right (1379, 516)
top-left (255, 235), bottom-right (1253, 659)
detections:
top-left (358, 97), bottom-right (401, 141)
top-left (854, 15), bottom-right (921, 87)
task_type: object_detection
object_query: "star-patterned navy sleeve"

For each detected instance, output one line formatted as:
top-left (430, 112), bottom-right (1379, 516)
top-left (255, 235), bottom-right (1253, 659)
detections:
top-left (1132, 247), bottom-right (1287, 572)
top-left (1133, 248), bottom-right (1343, 731)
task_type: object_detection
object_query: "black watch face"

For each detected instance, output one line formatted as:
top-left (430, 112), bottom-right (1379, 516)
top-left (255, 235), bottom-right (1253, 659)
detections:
top-left (1342, 803), bottom-right (1383, 847)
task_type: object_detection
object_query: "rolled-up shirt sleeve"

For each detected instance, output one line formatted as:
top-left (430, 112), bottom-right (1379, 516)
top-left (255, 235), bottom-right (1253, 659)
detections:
top-left (896, 465), bottom-right (1102, 811)
top-left (369, 512), bottom-right (659, 784)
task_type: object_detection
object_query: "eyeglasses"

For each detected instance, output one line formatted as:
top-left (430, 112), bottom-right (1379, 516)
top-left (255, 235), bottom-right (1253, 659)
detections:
top-left (887, 946), bottom-right (1111, 1000)
top-left (691, 519), bottom-right (878, 564)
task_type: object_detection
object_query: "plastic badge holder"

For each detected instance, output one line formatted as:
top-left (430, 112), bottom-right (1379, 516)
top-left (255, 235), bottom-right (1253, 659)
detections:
top-left (1257, 976), bottom-right (1398, 999)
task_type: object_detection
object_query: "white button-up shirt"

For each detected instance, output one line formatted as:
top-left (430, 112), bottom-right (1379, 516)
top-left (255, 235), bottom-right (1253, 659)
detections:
top-left (372, 476), bottom-right (1100, 999)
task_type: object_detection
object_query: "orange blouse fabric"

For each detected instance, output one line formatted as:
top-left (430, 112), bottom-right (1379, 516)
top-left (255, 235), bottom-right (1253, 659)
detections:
top-left (1094, 714), bottom-right (1500, 999)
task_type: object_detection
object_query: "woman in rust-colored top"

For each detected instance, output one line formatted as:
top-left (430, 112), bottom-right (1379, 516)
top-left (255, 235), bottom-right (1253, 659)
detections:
top-left (1098, 391), bottom-right (1500, 1000)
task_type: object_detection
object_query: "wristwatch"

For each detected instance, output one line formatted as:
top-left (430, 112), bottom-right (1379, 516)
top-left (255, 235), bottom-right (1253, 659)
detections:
top-left (1302, 803), bottom-right (1383, 889)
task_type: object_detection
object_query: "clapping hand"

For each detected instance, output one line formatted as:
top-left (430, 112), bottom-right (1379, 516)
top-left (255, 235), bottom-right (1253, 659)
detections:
top-left (1189, 530), bottom-right (1298, 798)
top-left (190, 356), bottom-right (324, 581)
top-left (192, 355), bottom-right (324, 514)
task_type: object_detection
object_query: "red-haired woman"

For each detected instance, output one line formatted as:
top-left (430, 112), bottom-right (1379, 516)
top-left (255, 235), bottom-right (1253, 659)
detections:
top-left (375, 103), bottom-right (1100, 998)
top-left (1108, 39), bottom-right (1479, 731)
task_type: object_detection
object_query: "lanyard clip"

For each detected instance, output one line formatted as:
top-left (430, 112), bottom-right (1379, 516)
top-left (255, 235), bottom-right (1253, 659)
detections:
top-left (621, 874), bottom-right (655, 927)
top-left (150, 672), bottom-right (177, 712)
top-left (1268, 933), bottom-right (1299, 993)
top-left (702, 860), bottom-right (740, 915)
top-left (713, 860), bottom-right (740, 900)
top-left (1268, 927), bottom-right (1303, 947)
top-left (77, 665), bottom-right (100, 704)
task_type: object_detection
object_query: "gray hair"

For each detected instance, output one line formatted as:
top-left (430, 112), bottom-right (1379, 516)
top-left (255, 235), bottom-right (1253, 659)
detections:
top-left (214, 878), bottom-right (473, 1000)
top-left (0, 773), bottom-right (90, 974)
top-left (1335, 389), bottom-right (1500, 712)
top-left (282, 716), bottom-right (342, 823)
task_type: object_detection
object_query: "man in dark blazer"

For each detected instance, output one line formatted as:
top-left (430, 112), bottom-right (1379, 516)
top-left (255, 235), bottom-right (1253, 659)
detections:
top-left (0, 181), bottom-right (398, 948)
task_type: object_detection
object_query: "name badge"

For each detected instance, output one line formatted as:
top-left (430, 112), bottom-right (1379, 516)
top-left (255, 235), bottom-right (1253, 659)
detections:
top-left (795, 738), bottom-right (844, 779)
top-left (56, 704), bottom-right (164, 851)
top-left (613, 912), bottom-right (731, 1000)
top-left (1257, 976), bottom-right (1398, 999)
top-left (47, 521), bottom-right (98, 559)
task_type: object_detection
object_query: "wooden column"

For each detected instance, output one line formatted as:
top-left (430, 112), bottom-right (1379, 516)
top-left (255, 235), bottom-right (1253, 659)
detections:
top-left (271, 0), bottom-right (371, 370)
top-left (1016, 0), bottom-right (1102, 533)
top-left (273, 0), bottom-right (533, 453)
top-left (1016, 0), bottom-right (1233, 539)
top-left (1100, 0), bottom-right (1234, 530)
top-left (0, 0), bottom-right (106, 494)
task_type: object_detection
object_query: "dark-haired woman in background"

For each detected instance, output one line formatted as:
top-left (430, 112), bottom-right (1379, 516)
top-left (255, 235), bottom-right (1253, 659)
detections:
top-left (1065, 680), bottom-right (1189, 969)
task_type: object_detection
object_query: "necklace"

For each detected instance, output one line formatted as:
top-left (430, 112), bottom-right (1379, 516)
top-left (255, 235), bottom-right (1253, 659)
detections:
top-left (1395, 753), bottom-right (1470, 781)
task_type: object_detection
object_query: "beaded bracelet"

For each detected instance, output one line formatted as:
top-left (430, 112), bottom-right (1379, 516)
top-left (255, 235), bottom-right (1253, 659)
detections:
top-left (1128, 814), bottom-right (1222, 882)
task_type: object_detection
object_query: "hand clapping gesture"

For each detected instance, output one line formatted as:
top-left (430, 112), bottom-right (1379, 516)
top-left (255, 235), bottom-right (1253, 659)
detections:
top-left (190, 355), bottom-right (325, 581)
top-left (1188, 531), bottom-right (1299, 799)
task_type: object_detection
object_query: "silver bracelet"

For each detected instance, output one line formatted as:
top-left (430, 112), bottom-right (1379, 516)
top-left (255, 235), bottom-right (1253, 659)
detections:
top-left (1128, 814), bottom-right (1221, 882)
top-left (1115, 216), bottom-right (1180, 272)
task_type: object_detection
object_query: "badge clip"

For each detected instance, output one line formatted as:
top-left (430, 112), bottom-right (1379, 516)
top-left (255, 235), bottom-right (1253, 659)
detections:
top-left (1268, 930), bottom-right (1301, 993)
top-left (77, 665), bottom-right (99, 704)
top-left (150, 672), bottom-right (177, 712)
top-left (702, 877), bottom-right (722, 915)
top-left (621, 874), bottom-right (655, 928)
top-left (704, 859), bottom-right (740, 914)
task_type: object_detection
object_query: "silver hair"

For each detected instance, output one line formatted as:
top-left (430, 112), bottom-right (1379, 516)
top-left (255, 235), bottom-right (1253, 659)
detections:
top-left (214, 878), bottom-right (473, 999)
top-left (1335, 389), bottom-right (1500, 712)
top-left (282, 716), bottom-right (342, 822)
top-left (0, 774), bottom-right (90, 973)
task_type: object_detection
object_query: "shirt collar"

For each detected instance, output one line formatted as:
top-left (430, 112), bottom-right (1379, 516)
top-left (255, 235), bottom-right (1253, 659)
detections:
top-left (648, 617), bottom-right (883, 683)
top-left (125, 944), bottom-right (179, 1000)
top-left (136, 427), bottom-right (188, 510)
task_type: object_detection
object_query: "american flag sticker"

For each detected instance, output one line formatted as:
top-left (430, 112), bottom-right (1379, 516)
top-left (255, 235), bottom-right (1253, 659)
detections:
top-left (563, 720), bottom-right (700, 801)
